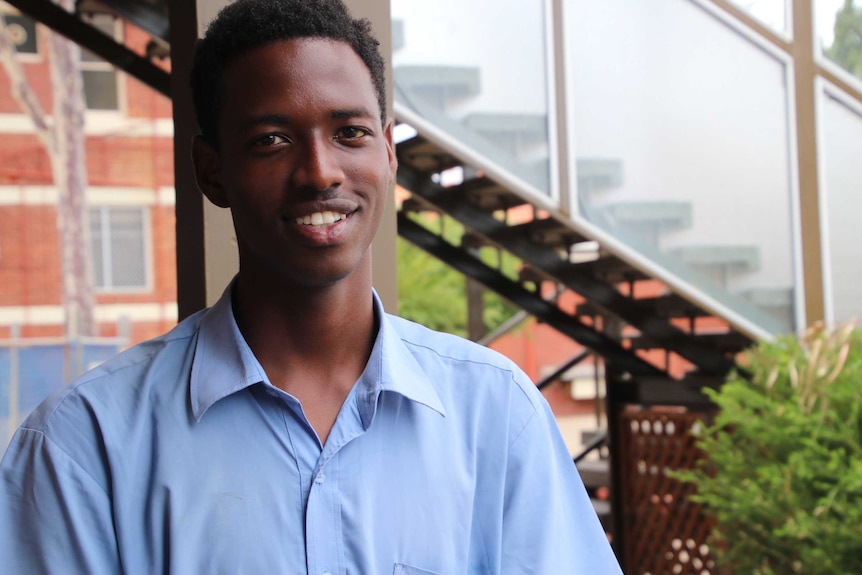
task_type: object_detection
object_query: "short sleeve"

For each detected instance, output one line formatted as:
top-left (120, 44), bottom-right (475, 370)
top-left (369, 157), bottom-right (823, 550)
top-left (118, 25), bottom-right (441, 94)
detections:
top-left (501, 398), bottom-right (623, 574)
top-left (0, 427), bottom-right (120, 574)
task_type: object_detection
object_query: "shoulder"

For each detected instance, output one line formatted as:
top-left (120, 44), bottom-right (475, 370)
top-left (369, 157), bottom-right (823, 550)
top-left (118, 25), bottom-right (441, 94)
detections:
top-left (387, 314), bottom-right (527, 374)
top-left (385, 313), bottom-right (543, 417)
top-left (20, 309), bottom-right (207, 437)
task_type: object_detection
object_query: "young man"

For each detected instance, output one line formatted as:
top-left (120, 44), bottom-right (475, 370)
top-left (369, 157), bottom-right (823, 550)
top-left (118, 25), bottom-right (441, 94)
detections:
top-left (0, 0), bottom-right (622, 573)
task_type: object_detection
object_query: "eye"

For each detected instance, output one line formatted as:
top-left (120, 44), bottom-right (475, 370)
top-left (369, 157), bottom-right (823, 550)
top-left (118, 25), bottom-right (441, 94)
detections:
top-left (335, 126), bottom-right (371, 142)
top-left (251, 133), bottom-right (289, 147)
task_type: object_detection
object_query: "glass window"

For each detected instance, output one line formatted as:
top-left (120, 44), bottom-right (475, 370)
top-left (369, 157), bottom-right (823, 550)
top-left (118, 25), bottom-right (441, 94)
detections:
top-left (79, 13), bottom-right (121, 110)
top-left (819, 87), bottom-right (862, 323)
top-left (82, 70), bottom-right (120, 110)
top-left (727, 0), bottom-right (790, 36)
top-left (818, 0), bottom-right (862, 81)
top-left (391, 0), bottom-right (553, 197)
top-left (89, 206), bottom-right (149, 290)
top-left (566, 0), bottom-right (798, 334)
top-left (2, 14), bottom-right (38, 55)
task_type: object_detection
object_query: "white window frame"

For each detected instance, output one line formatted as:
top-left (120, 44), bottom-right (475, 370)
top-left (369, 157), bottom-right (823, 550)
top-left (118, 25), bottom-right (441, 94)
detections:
top-left (79, 12), bottom-right (124, 112)
top-left (88, 205), bottom-right (153, 293)
top-left (0, 7), bottom-right (41, 63)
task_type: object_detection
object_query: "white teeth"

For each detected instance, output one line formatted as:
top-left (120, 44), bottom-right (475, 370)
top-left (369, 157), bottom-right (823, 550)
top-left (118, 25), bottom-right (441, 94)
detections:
top-left (296, 211), bottom-right (347, 226)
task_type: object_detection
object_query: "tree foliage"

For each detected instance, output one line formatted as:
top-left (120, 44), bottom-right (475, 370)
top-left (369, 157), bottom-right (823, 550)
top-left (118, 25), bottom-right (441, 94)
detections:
top-left (397, 214), bottom-right (519, 338)
top-left (677, 324), bottom-right (862, 574)
top-left (826, 0), bottom-right (862, 79)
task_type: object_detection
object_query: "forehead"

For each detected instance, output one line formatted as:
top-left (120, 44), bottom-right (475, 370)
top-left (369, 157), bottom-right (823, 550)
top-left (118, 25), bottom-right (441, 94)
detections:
top-left (219, 38), bottom-right (379, 121)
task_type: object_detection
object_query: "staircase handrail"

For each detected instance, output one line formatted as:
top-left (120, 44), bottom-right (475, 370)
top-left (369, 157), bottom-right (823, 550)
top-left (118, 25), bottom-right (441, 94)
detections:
top-left (572, 429), bottom-right (608, 465)
top-left (394, 100), bottom-right (776, 343)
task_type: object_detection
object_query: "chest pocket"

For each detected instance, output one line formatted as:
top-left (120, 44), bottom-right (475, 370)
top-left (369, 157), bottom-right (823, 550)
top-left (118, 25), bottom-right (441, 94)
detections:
top-left (393, 564), bottom-right (442, 575)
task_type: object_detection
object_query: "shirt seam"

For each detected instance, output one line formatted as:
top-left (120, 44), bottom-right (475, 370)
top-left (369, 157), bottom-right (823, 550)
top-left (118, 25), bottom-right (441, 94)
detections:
top-left (400, 339), bottom-right (541, 410)
top-left (14, 426), bottom-right (111, 497)
top-left (34, 340), bottom-right (183, 429)
top-left (400, 340), bottom-right (515, 372)
top-left (507, 403), bottom-right (539, 450)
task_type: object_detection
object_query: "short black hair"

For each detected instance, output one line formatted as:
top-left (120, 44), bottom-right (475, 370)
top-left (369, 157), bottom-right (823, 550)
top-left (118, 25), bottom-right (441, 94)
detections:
top-left (190, 0), bottom-right (387, 147)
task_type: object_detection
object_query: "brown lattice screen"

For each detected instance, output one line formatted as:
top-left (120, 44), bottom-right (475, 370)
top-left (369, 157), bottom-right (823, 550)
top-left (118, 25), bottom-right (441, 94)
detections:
top-left (618, 410), bottom-right (720, 575)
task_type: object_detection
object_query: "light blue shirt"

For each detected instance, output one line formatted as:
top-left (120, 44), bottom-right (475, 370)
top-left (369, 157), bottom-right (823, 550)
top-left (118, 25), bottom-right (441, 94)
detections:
top-left (0, 284), bottom-right (622, 574)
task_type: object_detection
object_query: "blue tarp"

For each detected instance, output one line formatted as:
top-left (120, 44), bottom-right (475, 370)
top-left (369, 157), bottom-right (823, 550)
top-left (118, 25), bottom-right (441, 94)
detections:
top-left (0, 343), bottom-right (122, 419)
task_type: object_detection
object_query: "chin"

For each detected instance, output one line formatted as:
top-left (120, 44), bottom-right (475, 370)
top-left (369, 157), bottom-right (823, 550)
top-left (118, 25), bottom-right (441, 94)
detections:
top-left (278, 259), bottom-right (366, 290)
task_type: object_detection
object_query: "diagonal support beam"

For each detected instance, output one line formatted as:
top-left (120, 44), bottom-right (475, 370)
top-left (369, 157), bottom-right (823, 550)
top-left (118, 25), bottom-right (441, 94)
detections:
top-left (398, 213), bottom-right (663, 377)
top-left (7, 0), bottom-right (170, 97)
top-left (398, 162), bottom-right (737, 376)
top-left (536, 350), bottom-right (591, 391)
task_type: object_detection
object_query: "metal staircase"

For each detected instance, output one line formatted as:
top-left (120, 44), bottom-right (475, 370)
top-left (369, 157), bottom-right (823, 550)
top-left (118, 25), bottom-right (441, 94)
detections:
top-left (395, 126), bottom-right (749, 390)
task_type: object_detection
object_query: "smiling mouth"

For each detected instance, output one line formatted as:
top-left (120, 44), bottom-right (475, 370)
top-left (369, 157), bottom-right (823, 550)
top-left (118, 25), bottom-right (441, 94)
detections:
top-left (295, 211), bottom-right (350, 227)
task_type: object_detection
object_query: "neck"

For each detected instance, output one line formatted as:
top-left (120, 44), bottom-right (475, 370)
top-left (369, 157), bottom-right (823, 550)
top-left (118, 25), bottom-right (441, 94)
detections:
top-left (231, 267), bottom-right (377, 392)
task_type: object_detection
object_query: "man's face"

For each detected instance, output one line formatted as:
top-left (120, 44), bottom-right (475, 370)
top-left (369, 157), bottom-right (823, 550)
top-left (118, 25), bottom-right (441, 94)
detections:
top-left (195, 38), bottom-right (396, 289)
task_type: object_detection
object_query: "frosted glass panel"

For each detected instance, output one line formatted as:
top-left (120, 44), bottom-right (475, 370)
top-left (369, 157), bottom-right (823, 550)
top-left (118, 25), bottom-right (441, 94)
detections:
top-left (728, 0), bottom-right (789, 35)
top-left (567, 0), bottom-right (798, 333)
top-left (820, 90), bottom-right (862, 324)
top-left (391, 0), bottom-right (552, 195)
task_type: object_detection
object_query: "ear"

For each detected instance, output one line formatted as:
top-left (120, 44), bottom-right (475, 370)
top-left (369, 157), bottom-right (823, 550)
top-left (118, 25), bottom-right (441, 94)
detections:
top-left (192, 136), bottom-right (230, 208)
top-left (383, 121), bottom-right (398, 183)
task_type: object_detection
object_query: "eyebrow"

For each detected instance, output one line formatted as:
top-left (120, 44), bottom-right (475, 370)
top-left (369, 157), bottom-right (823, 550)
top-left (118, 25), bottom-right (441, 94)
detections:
top-left (330, 107), bottom-right (375, 120)
top-left (241, 114), bottom-right (292, 130)
top-left (241, 108), bottom-right (376, 130)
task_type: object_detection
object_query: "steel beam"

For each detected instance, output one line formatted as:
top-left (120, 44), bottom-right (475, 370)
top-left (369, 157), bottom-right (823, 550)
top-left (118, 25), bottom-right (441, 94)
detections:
top-left (398, 162), bottom-right (739, 376)
top-left (7, 0), bottom-right (170, 97)
top-left (398, 213), bottom-right (663, 377)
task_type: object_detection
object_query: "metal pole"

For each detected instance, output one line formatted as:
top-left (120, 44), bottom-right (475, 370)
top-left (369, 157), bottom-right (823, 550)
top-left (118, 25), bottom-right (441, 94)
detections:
top-left (547, 0), bottom-right (576, 214)
top-left (605, 364), bottom-right (626, 567)
top-left (7, 324), bottom-right (21, 443)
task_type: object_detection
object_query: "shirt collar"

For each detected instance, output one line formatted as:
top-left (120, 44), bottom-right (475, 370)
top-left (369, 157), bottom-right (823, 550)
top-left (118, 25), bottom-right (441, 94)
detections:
top-left (356, 292), bottom-right (446, 426)
top-left (190, 280), bottom-right (445, 422)
top-left (189, 280), bottom-right (267, 421)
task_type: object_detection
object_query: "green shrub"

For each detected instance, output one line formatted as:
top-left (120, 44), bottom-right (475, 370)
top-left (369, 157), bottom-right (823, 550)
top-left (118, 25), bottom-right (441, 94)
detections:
top-left (677, 324), bottom-right (862, 574)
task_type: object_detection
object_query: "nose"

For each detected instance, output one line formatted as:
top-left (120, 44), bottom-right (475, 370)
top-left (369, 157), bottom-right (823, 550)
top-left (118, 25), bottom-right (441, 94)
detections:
top-left (291, 136), bottom-right (343, 192)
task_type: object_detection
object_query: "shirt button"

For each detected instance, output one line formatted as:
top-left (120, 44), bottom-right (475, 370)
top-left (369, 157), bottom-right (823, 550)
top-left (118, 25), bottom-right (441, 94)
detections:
top-left (315, 472), bottom-right (325, 484)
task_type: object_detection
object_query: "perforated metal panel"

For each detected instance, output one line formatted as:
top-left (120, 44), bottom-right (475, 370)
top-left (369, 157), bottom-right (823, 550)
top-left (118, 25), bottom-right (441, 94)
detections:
top-left (618, 411), bottom-right (721, 575)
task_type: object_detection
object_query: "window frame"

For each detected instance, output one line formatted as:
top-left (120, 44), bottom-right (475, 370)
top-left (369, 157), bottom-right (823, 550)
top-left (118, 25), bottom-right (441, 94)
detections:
top-left (88, 204), bottom-right (153, 294)
top-left (78, 12), bottom-right (124, 112)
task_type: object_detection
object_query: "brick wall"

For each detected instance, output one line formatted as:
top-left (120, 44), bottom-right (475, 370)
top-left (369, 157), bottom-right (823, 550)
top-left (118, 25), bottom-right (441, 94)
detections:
top-left (0, 18), bottom-right (178, 346)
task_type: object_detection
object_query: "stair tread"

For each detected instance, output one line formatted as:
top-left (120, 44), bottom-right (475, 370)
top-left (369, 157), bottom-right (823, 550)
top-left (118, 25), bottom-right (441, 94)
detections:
top-left (558, 256), bottom-right (651, 284)
top-left (577, 459), bottom-right (610, 488)
top-left (396, 135), bottom-right (463, 174)
top-left (591, 498), bottom-right (611, 516)
top-left (462, 178), bottom-right (528, 211)
top-left (671, 245), bottom-right (760, 271)
top-left (628, 331), bottom-right (751, 353)
top-left (576, 293), bottom-right (710, 319)
top-left (600, 200), bottom-right (692, 229)
top-left (491, 218), bottom-right (589, 249)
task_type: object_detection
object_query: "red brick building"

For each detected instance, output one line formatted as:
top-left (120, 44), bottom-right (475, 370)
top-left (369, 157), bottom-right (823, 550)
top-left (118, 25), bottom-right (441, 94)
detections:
top-left (0, 9), bottom-right (176, 344)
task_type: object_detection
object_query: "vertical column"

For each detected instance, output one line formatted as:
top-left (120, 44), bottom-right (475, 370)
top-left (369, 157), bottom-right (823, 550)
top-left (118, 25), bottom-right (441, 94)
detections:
top-left (604, 364), bottom-right (626, 568)
top-left (792, 0), bottom-right (825, 326)
top-left (169, 0), bottom-right (234, 317)
top-left (345, 0), bottom-right (398, 312)
top-left (550, 0), bottom-right (574, 215)
top-left (170, 0), bottom-right (397, 315)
